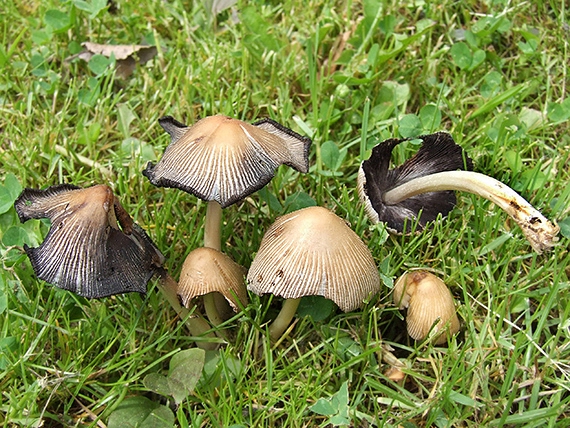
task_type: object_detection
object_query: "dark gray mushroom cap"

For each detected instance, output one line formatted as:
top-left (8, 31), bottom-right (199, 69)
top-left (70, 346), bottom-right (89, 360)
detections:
top-left (14, 184), bottom-right (164, 298)
top-left (143, 115), bottom-right (312, 208)
top-left (247, 206), bottom-right (380, 312)
top-left (357, 132), bottom-right (473, 233)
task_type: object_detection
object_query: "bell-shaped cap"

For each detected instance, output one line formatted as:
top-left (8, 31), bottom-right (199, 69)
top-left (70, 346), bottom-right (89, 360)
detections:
top-left (393, 270), bottom-right (460, 344)
top-left (143, 115), bottom-right (312, 208)
top-left (14, 184), bottom-right (164, 298)
top-left (247, 206), bottom-right (380, 312)
top-left (358, 132), bottom-right (473, 233)
top-left (178, 247), bottom-right (247, 310)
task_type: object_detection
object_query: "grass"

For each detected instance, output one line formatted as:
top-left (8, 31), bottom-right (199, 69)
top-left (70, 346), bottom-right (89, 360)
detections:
top-left (1, 0), bottom-right (570, 426)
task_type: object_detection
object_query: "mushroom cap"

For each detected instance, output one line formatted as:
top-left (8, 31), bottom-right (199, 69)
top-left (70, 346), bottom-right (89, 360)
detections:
top-left (178, 247), bottom-right (247, 311)
top-left (14, 184), bottom-right (164, 298)
top-left (143, 115), bottom-right (312, 208)
top-left (393, 271), bottom-right (460, 344)
top-left (247, 206), bottom-right (380, 312)
top-left (357, 132), bottom-right (473, 233)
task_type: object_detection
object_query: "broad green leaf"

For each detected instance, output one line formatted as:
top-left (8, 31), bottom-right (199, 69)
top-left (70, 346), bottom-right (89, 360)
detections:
top-left (419, 104), bottom-right (442, 132)
top-left (449, 42), bottom-right (472, 70)
top-left (143, 373), bottom-right (172, 397)
top-left (257, 187), bottom-right (282, 212)
top-left (321, 141), bottom-right (340, 171)
top-left (88, 54), bottom-right (113, 75)
top-left (297, 295), bottom-right (335, 321)
top-left (107, 396), bottom-right (174, 428)
top-left (283, 192), bottom-right (316, 213)
top-left (398, 114), bottom-right (422, 138)
top-left (547, 99), bottom-right (570, 123)
top-left (44, 9), bottom-right (72, 33)
top-left (167, 348), bottom-right (205, 404)
top-left (504, 150), bottom-right (522, 173)
top-left (310, 398), bottom-right (337, 416)
top-left (558, 217), bottom-right (570, 239)
top-left (2, 226), bottom-right (29, 247)
top-left (117, 104), bottom-right (136, 138)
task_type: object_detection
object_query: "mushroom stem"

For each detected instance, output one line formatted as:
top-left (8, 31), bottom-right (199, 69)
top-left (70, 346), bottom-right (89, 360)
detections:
top-left (157, 270), bottom-right (218, 350)
top-left (383, 171), bottom-right (559, 253)
top-left (268, 298), bottom-right (302, 341)
top-left (204, 201), bottom-right (223, 251)
top-left (203, 200), bottom-right (231, 327)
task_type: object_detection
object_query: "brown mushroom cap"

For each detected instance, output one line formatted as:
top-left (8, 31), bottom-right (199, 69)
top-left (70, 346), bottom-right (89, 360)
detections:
top-left (357, 132), bottom-right (473, 233)
top-left (178, 247), bottom-right (247, 311)
top-left (393, 271), bottom-right (460, 344)
top-left (14, 184), bottom-right (164, 298)
top-left (143, 115), bottom-right (312, 208)
top-left (247, 206), bottom-right (380, 312)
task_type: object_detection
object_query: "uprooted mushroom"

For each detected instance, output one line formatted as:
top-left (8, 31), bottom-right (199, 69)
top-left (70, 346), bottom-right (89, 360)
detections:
top-left (357, 132), bottom-right (559, 253)
top-left (144, 114), bottom-right (312, 326)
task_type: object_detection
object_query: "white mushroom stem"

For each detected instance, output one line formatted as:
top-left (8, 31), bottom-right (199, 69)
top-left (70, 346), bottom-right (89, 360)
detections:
top-left (158, 271), bottom-right (218, 350)
top-left (382, 171), bottom-right (559, 254)
top-left (268, 298), bottom-right (302, 341)
top-left (204, 201), bottom-right (223, 251)
top-left (203, 200), bottom-right (230, 327)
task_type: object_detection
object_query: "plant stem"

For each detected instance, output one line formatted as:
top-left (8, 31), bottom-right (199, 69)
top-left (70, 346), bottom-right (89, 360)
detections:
top-left (268, 298), bottom-right (302, 341)
top-left (382, 170), bottom-right (559, 253)
top-left (157, 270), bottom-right (218, 350)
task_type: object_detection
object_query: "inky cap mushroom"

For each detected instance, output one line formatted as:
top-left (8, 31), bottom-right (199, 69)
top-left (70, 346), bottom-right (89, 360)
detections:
top-left (358, 132), bottom-right (559, 253)
top-left (14, 184), bottom-right (164, 298)
top-left (178, 247), bottom-right (247, 316)
top-left (247, 206), bottom-right (381, 340)
top-left (393, 270), bottom-right (460, 345)
top-left (143, 115), bottom-right (312, 208)
top-left (358, 132), bottom-right (473, 233)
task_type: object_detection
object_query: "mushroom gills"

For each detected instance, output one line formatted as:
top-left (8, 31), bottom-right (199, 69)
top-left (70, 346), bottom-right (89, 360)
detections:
top-left (15, 184), bottom-right (164, 298)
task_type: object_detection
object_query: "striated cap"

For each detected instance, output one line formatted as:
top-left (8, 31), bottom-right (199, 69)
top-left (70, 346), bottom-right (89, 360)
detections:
top-left (247, 206), bottom-right (380, 312)
top-left (393, 270), bottom-right (460, 344)
top-left (357, 132), bottom-right (473, 233)
top-left (178, 247), bottom-right (247, 311)
top-left (143, 115), bottom-right (312, 208)
top-left (14, 184), bottom-right (164, 298)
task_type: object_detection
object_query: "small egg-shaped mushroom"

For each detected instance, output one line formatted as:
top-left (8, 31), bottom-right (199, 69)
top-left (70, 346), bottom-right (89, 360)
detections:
top-left (393, 271), bottom-right (460, 345)
top-left (178, 247), bottom-right (247, 325)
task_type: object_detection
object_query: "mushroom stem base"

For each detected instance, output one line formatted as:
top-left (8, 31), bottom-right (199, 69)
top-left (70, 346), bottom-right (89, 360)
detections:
top-left (158, 270), bottom-right (218, 350)
top-left (268, 298), bottom-right (302, 341)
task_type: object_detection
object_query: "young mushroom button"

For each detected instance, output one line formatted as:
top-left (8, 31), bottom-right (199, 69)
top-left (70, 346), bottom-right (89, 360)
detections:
top-left (393, 271), bottom-right (460, 345)
top-left (247, 206), bottom-right (381, 341)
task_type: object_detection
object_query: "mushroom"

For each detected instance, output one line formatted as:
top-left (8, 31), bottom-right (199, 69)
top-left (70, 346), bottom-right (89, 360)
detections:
top-left (178, 247), bottom-right (247, 326)
top-left (393, 270), bottom-right (460, 345)
top-left (247, 206), bottom-right (381, 340)
top-left (143, 114), bottom-right (312, 323)
top-left (14, 184), bottom-right (214, 345)
top-left (14, 184), bottom-right (164, 298)
top-left (358, 132), bottom-right (559, 253)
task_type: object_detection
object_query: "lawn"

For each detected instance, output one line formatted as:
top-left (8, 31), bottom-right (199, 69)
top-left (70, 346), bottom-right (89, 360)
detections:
top-left (1, 0), bottom-right (569, 426)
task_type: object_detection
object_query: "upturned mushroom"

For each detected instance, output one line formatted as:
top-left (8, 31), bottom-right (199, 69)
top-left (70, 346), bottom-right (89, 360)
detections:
top-left (393, 270), bottom-right (460, 345)
top-left (14, 184), bottom-right (213, 343)
top-left (14, 184), bottom-right (164, 298)
top-left (358, 132), bottom-right (559, 253)
top-left (143, 114), bottom-right (312, 323)
top-left (247, 206), bottom-right (381, 340)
